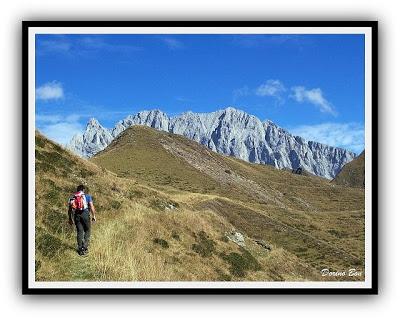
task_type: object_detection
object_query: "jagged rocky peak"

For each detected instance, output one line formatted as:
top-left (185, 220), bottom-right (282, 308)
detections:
top-left (68, 107), bottom-right (356, 179)
top-left (112, 109), bottom-right (169, 137)
top-left (66, 118), bottom-right (113, 158)
top-left (87, 117), bottom-right (101, 128)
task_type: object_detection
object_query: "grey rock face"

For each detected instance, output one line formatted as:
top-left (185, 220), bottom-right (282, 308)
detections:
top-left (111, 109), bottom-right (169, 138)
top-left (67, 118), bottom-right (113, 157)
top-left (67, 107), bottom-right (356, 179)
top-left (226, 231), bottom-right (246, 247)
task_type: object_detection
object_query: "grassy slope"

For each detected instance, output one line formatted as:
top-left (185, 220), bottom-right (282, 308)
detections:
top-left (333, 151), bottom-right (365, 188)
top-left (92, 126), bottom-right (365, 279)
top-left (35, 126), bottom-right (365, 282)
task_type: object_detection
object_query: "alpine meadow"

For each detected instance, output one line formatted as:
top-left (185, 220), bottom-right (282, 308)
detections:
top-left (35, 125), bottom-right (365, 282)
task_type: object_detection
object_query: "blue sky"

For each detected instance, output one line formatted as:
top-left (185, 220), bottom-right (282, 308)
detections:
top-left (35, 33), bottom-right (365, 153)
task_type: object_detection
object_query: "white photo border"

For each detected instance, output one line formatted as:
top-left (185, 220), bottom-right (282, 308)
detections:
top-left (23, 21), bottom-right (377, 294)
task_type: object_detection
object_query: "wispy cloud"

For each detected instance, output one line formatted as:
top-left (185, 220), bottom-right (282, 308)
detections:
top-left (233, 86), bottom-right (251, 101)
top-left (290, 122), bottom-right (364, 154)
top-left (234, 81), bottom-right (338, 115)
top-left (36, 35), bottom-right (142, 57)
top-left (162, 37), bottom-right (184, 50)
top-left (291, 86), bottom-right (337, 116)
top-left (36, 113), bottom-right (85, 145)
top-left (41, 122), bottom-right (84, 145)
top-left (38, 38), bottom-right (72, 53)
top-left (233, 80), bottom-right (286, 103)
top-left (36, 114), bottom-right (62, 123)
top-left (255, 80), bottom-right (286, 97)
top-left (36, 82), bottom-right (64, 101)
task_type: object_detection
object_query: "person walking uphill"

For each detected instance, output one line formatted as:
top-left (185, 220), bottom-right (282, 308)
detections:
top-left (68, 185), bottom-right (97, 256)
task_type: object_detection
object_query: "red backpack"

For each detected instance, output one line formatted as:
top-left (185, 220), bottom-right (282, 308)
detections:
top-left (69, 191), bottom-right (88, 211)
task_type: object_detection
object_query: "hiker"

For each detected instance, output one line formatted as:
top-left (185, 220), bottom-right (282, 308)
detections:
top-left (68, 185), bottom-right (97, 256)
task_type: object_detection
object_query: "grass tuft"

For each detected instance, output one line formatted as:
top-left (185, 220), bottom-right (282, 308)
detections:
top-left (153, 238), bottom-right (169, 249)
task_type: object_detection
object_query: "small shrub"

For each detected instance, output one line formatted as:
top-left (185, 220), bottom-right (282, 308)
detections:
top-left (111, 183), bottom-right (120, 192)
top-left (110, 200), bottom-right (122, 210)
top-left (191, 231), bottom-right (216, 257)
top-left (353, 259), bottom-right (363, 266)
top-left (153, 238), bottom-right (169, 248)
top-left (224, 169), bottom-right (231, 174)
top-left (172, 232), bottom-right (181, 241)
top-left (220, 247), bottom-right (261, 277)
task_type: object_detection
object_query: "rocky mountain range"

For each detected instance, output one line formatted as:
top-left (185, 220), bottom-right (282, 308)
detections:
top-left (66, 107), bottom-right (356, 179)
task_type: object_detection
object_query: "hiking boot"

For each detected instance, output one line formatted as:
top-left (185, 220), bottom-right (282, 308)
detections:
top-left (77, 247), bottom-right (86, 256)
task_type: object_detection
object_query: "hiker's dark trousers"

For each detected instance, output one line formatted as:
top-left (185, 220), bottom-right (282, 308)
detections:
top-left (74, 209), bottom-right (91, 250)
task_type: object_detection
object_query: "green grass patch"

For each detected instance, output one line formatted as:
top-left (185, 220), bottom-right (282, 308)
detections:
top-left (220, 247), bottom-right (261, 277)
top-left (44, 209), bottom-right (68, 235)
top-left (36, 233), bottom-right (66, 257)
top-left (110, 200), bottom-right (122, 210)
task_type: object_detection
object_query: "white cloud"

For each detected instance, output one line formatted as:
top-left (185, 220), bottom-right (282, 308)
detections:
top-left (39, 39), bottom-right (72, 53)
top-left (234, 80), bottom-right (286, 102)
top-left (233, 86), bottom-right (250, 101)
top-left (35, 114), bottom-right (62, 123)
top-left (290, 122), bottom-right (365, 154)
top-left (36, 82), bottom-right (64, 101)
top-left (41, 122), bottom-right (84, 145)
top-left (37, 36), bottom-right (142, 57)
top-left (162, 37), bottom-right (184, 50)
top-left (256, 80), bottom-right (286, 97)
top-left (36, 113), bottom-right (84, 145)
top-left (291, 86), bottom-right (336, 116)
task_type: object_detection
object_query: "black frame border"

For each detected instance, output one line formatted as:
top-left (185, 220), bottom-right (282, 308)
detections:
top-left (22, 20), bottom-right (378, 295)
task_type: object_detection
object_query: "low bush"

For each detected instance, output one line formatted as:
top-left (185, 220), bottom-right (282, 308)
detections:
top-left (153, 238), bottom-right (169, 249)
top-left (191, 231), bottom-right (216, 257)
top-left (220, 247), bottom-right (261, 277)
